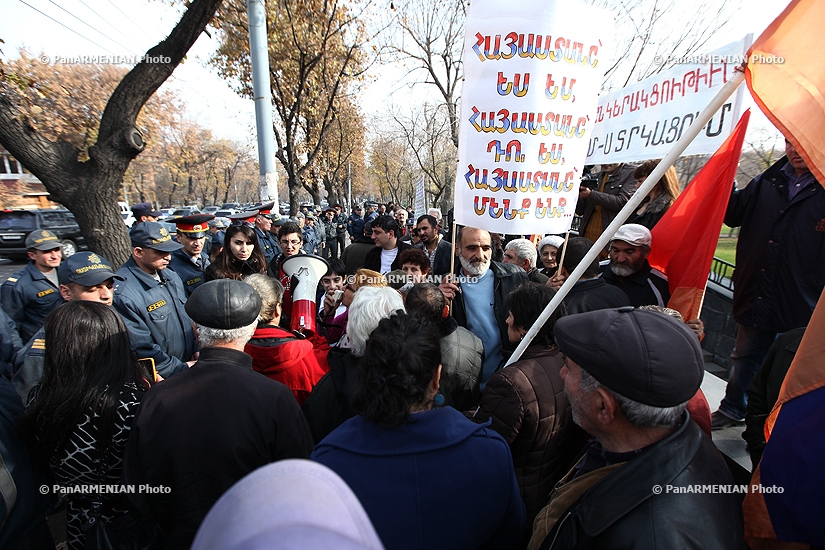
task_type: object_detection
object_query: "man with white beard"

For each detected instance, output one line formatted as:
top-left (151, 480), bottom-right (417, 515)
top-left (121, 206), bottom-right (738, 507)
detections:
top-left (439, 227), bottom-right (526, 389)
top-left (599, 224), bottom-right (670, 308)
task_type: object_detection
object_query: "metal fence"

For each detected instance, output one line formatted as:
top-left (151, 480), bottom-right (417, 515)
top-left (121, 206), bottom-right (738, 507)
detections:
top-left (709, 257), bottom-right (735, 291)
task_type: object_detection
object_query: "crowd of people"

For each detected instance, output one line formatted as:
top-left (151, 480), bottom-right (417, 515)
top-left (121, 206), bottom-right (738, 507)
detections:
top-left (0, 141), bottom-right (823, 550)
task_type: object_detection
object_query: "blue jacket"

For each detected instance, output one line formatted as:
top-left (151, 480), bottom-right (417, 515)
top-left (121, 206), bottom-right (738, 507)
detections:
top-left (254, 226), bottom-right (279, 263)
top-left (0, 262), bottom-right (62, 343)
top-left (302, 224), bottom-right (323, 255)
top-left (312, 407), bottom-right (525, 549)
top-left (347, 214), bottom-right (365, 240)
top-left (725, 157), bottom-right (825, 332)
top-left (169, 249), bottom-right (210, 297)
top-left (10, 328), bottom-right (44, 406)
top-left (113, 258), bottom-right (197, 378)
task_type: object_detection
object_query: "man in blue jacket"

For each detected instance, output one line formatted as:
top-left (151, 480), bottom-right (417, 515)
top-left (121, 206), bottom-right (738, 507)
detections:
top-left (0, 229), bottom-right (63, 343)
top-left (712, 138), bottom-right (825, 429)
top-left (170, 214), bottom-right (214, 296)
top-left (113, 222), bottom-right (197, 379)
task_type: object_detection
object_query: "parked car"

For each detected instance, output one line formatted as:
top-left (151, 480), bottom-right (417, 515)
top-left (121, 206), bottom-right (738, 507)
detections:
top-left (202, 206), bottom-right (220, 214)
top-left (122, 211), bottom-right (136, 228)
top-left (170, 208), bottom-right (200, 218)
top-left (0, 209), bottom-right (87, 260)
top-left (214, 210), bottom-right (235, 218)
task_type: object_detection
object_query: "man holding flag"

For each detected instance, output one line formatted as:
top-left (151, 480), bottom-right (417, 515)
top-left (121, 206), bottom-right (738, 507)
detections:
top-left (711, 136), bottom-right (825, 430)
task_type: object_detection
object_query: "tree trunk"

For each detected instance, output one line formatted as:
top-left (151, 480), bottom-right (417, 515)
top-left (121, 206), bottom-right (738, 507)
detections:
top-left (0, 0), bottom-right (222, 267)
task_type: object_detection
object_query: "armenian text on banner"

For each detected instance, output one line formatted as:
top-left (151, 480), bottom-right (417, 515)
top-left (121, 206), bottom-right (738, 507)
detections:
top-left (586, 36), bottom-right (751, 165)
top-left (454, 0), bottom-right (613, 235)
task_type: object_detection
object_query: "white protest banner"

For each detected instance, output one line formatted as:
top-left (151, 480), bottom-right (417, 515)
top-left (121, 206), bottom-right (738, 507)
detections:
top-left (414, 174), bottom-right (426, 217)
top-left (454, 0), bottom-right (613, 235)
top-left (586, 36), bottom-right (751, 165)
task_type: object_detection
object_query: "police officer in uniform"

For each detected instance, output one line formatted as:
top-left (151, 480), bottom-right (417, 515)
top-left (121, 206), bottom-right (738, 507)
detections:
top-left (227, 210), bottom-right (259, 228)
top-left (131, 202), bottom-right (161, 225)
top-left (253, 202), bottom-right (279, 263)
top-left (113, 222), bottom-right (198, 379)
top-left (170, 214), bottom-right (215, 296)
top-left (1, 229), bottom-right (64, 343)
top-left (11, 251), bottom-right (123, 405)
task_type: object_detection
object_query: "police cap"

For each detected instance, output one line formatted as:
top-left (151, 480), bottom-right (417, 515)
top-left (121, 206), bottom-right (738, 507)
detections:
top-left (172, 214), bottom-right (215, 238)
top-left (25, 229), bottom-right (62, 251)
top-left (58, 252), bottom-right (124, 286)
top-left (130, 222), bottom-right (183, 252)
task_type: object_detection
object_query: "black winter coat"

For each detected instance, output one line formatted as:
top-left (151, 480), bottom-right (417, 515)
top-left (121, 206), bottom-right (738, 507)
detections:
top-left (726, 157), bottom-right (825, 332)
top-left (563, 278), bottom-right (631, 314)
top-left (576, 163), bottom-right (638, 233)
top-left (538, 414), bottom-right (746, 550)
top-left (121, 347), bottom-right (313, 549)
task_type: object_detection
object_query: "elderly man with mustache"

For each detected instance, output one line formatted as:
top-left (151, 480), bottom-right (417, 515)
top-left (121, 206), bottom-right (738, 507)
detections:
top-left (439, 227), bottom-right (526, 389)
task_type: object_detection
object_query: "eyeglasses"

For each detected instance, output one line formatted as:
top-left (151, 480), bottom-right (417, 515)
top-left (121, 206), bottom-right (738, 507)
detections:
top-left (344, 284), bottom-right (357, 293)
top-left (280, 239), bottom-right (302, 246)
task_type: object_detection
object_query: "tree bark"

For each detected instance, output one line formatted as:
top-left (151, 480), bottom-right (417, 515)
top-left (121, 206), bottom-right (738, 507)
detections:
top-left (0, 0), bottom-right (222, 266)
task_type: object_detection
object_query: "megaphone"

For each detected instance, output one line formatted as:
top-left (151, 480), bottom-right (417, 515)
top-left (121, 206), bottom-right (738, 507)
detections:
top-left (282, 254), bottom-right (329, 334)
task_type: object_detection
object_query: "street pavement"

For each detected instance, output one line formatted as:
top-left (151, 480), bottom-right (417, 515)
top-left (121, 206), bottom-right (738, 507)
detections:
top-left (0, 258), bottom-right (26, 279)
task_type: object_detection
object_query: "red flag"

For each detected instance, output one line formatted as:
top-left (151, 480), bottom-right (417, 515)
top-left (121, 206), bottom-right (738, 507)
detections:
top-left (745, 0), bottom-right (825, 187)
top-left (648, 110), bottom-right (750, 321)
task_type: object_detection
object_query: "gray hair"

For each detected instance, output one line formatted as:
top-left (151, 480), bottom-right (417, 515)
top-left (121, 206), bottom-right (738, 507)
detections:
top-left (579, 367), bottom-right (687, 428)
top-left (346, 286), bottom-right (405, 357)
top-left (195, 320), bottom-right (258, 348)
top-left (505, 238), bottom-right (538, 268)
top-left (243, 273), bottom-right (284, 323)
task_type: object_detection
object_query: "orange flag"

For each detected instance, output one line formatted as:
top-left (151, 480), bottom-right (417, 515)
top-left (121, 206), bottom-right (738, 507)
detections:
top-left (745, 0), bottom-right (825, 187)
top-left (648, 110), bottom-right (750, 321)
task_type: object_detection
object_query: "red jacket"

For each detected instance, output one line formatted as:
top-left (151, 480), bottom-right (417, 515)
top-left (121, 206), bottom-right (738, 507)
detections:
top-left (244, 325), bottom-right (330, 405)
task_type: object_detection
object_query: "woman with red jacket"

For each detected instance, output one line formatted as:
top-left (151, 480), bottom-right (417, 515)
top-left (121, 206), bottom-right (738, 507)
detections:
top-left (243, 274), bottom-right (329, 405)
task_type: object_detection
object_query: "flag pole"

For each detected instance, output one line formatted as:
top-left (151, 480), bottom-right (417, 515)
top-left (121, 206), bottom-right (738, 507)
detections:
top-left (556, 231), bottom-right (571, 275)
top-left (448, 220), bottom-right (459, 315)
top-left (504, 68), bottom-right (746, 367)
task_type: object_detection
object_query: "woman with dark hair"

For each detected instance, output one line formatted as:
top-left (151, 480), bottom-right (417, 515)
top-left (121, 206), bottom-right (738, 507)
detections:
top-left (397, 247), bottom-right (430, 283)
top-left (205, 224), bottom-right (270, 281)
top-left (20, 301), bottom-right (153, 549)
top-left (312, 312), bottom-right (525, 549)
top-left (627, 159), bottom-right (681, 229)
top-left (471, 282), bottom-right (586, 539)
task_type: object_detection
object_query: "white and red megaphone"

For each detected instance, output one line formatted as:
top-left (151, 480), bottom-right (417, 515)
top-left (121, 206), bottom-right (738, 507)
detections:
top-left (281, 254), bottom-right (329, 334)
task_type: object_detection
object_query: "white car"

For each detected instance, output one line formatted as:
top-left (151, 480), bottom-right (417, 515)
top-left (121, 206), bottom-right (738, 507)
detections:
top-left (122, 211), bottom-right (136, 228)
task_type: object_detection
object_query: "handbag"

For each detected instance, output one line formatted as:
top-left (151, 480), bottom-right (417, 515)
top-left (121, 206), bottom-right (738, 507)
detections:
top-left (82, 409), bottom-right (161, 550)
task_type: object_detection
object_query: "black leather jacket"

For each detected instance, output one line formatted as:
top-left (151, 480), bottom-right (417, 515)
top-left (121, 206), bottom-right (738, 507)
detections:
top-left (451, 261), bottom-right (526, 355)
top-left (540, 414), bottom-right (746, 550)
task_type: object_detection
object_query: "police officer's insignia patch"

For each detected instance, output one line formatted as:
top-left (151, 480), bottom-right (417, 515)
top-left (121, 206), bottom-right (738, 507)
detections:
top-left (159, 227), bottom-right (168, 237)
top-left (41, 230), bottom-right (52, 238)
top-left (147, 299), bottom-right (167, 312)
top-left (88, 253), bottom-right (101, 264)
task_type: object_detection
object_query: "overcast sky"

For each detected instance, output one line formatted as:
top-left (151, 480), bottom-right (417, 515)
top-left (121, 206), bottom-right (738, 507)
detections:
top-left (1, 0), bottom-right (791, 146)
